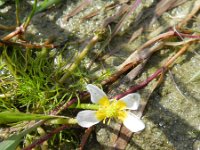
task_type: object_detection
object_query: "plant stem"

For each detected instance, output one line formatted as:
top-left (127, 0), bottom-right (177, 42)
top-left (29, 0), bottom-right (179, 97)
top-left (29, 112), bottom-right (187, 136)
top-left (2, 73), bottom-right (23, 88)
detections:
top-left (22, 125), bottom-right (69, 150)
top-left (164, 43), bottom-right (189, 68)
top-left (15, 0), bottom-right (20, 26)
top-left (59, 30), bottom-right (105, 83)
top-left (69, 103), bottom-right (99, 110)
top-left (47, 118), bottom-right (77, 125)
top-left (114, 67), bottom-right (164, 99)
top-left (23, 0), bottom-right (38, 30)
top-left (2, 0), bottom-right (37, 41)
top-left (50, 91), bottom-right (90, 115)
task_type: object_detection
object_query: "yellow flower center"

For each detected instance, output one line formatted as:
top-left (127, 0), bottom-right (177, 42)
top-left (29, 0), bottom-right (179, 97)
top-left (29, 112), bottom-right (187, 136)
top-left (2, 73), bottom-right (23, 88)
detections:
top-left (95, 98), bottom-right (127, 123)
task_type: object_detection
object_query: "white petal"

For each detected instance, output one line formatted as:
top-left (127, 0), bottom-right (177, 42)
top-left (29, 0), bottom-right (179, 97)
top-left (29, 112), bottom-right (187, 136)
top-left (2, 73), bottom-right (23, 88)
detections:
top-left (86, 84), bottom-right (108, 104)
top-left (76, 110), bottom-right (100, 128)
top-left (123, 112), bottom-right (145, 132)
top-left (120, 93), bottom-right (140, 110)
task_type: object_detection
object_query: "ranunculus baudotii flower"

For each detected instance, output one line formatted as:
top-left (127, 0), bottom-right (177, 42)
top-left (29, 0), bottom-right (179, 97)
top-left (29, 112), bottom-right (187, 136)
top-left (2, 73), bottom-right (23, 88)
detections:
top-left (76, 84), bottom-right (145, 132)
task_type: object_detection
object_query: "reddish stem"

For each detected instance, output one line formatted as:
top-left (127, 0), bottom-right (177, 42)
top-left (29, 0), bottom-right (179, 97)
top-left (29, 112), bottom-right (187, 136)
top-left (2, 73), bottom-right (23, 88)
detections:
top-left (176, 32), bottom-right (200, 39)
top-left (23, 125), bottom-right (69, 150)
top-left (50, 91), bottom-right (89, 115)
top-left (79, 127), bottom-right (94, 150)
top-left (24, 92), bottom-right (89, 150)
top-left (114, 67), bottom-right (164, 100)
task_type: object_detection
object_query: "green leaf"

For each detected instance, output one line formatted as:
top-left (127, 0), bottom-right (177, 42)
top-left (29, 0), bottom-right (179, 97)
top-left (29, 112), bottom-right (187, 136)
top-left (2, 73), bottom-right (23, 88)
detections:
top-left (0, 121), bottom-right (43, 150)
top-left (0, 0), bottom-right (6, 6)
top-left (0, 112), bottom-right (74, 150)
top-left (36, 0), bottom-right (62, 13)
top-left (0, 111), bottom-right (54, 124)
top-left (0, 133), bottom-right (25, 150)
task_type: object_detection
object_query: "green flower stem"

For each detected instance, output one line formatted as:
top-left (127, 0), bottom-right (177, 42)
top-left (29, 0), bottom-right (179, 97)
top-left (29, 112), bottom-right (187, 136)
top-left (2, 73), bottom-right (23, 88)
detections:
top-left (69, 103), bottom-right (100, 110)
top-left (15, 0), bottom-right (20, 26)
top-left (47, 118), bottom-right (77, 125)
top-left (23, 0), bottom-right (37, 30)
top-left (59, 29), bottom-right (105, 84)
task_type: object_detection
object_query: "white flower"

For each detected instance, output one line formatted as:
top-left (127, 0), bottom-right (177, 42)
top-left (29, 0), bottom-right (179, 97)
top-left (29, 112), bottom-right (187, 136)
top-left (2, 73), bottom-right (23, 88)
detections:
top-left (76, 84), bottom-right (145, 132)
